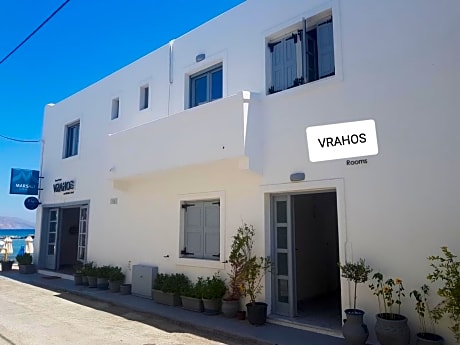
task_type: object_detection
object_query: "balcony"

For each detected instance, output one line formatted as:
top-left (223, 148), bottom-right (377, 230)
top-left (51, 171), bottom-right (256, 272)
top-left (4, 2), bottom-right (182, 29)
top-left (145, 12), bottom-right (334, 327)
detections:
top-left (108, 91), bottom-right (263, 181)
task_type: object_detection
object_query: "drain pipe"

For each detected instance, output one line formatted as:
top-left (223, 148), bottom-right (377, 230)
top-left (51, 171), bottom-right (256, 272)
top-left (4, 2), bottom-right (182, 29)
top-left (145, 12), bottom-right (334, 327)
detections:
top-left (167, 39), bottom-right (175, 115)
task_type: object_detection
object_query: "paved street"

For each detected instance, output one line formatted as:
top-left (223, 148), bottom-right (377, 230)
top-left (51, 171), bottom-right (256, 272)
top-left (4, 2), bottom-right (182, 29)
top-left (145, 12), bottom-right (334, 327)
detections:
top-left (0, 278), bottom-right (249, 345)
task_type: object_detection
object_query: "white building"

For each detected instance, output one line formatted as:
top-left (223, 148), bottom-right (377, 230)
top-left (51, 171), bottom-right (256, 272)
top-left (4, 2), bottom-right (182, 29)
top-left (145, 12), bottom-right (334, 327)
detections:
top-left (36, 0), bottom-right (460, 342)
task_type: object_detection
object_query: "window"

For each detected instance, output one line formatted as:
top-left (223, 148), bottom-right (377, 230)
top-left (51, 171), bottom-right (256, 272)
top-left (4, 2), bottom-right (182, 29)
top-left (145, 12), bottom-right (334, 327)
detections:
top-left (64, 121), bottom-right (80, 158)
top-left (139, 85), bottom-right (149, 110)
top-left (111, 97), bottom-right (120, 120)
top-left (268, 11), bottom-right (334, 94)
top-left (181, 200), bottom-right (220, 260)
top-left (190, 65), bottom-right (223, 108)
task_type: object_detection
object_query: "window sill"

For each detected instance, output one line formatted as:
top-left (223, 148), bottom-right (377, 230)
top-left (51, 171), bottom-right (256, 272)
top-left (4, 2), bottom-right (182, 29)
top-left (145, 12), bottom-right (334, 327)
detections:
top-left (266, 74), bottom-right (341, 98)
top-left (176, 257), bottom-right (225, 270)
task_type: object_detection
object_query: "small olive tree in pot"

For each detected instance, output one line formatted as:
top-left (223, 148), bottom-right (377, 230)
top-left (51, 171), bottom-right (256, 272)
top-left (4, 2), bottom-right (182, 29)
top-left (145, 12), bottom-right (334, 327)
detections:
top-left (338, 258), bottom-right (372, 345)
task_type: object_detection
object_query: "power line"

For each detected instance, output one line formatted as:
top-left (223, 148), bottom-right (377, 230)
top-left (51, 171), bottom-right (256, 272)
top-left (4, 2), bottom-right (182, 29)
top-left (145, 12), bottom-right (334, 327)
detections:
top-left (0, 0), bottom-right (72, 66)
top-left (0, 134), bottom-right (40, 143)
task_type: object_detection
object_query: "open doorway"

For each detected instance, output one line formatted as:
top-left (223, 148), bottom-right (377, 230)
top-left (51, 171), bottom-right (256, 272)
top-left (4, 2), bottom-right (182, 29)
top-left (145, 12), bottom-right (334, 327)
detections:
top-left (272, 191), bottom-right (341, 330)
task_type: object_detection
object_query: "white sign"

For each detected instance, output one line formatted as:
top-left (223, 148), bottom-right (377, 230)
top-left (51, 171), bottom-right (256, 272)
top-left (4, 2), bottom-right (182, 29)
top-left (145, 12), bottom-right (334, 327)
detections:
top-left (53, 178), bottom-right (76, 195)
top-left (306, 120), bottom-right (378, 162)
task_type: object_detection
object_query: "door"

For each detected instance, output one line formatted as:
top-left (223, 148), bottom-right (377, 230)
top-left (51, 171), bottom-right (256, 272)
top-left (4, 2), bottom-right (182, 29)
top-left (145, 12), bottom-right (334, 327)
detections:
top-left (272, 195), bottom-right (295, 316)
top-left (77, 206), bottom-right (88, 262)
top-left (45, 208), bottom-right (59, 270)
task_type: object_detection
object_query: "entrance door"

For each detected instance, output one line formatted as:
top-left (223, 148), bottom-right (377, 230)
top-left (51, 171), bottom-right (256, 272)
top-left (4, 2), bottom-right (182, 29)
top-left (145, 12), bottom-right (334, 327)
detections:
top-left (45, 208), bottom-right (59, 270)
top-left (77, 206), bottom-right (88, 262)
top-left (272, 195), bottom-right (295, 316)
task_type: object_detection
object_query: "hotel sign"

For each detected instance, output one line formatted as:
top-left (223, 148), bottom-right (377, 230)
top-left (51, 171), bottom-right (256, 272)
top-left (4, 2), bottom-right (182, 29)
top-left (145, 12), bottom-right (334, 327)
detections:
top-left (53, 178), bottom-right (76, 195)
top-left (10, 168), bottom-right (40, 195)
top-left (306, 120), bottom-right (379, 162)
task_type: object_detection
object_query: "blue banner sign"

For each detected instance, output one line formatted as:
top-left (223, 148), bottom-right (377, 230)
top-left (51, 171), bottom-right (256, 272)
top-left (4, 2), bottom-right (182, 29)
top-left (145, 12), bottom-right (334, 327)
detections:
top-left (10, 168), bottom-right (40, 195)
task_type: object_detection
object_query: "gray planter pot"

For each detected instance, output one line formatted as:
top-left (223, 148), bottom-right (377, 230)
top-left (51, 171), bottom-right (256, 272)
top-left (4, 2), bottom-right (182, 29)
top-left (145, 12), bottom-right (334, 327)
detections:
top-left (375, 313), bottom-right (410, 345)
top-left (1, 261), bottom-right (13, 271)
top-left (342, 309), bottom-right (369, 345)
top-left (120, 284), bottom-right (131, 295)
top-left (416, 333), bottom-right (444, 345)
top-left (82, 275), bottom-right (89, 286)
top-left (87, 276), bottom-right (98, 288)
top-left (181, 296), bottom-right (204, 312)
top-left (221, 299), bottom-right (239, 318)
top-left (202, 298), bottom-right (221, 315)
top-left (152, 289), bottom-right (181, 306)
top-left (74, 273), bottom-right (83, 285)
top-left (18, 264), bottom-right (36, 274)
top-left (246, 302), bottom-right (268, 325)
top-left (97, 277), bottom-right (109, 290)
top-left (109, 280), bottom-right (122, 292)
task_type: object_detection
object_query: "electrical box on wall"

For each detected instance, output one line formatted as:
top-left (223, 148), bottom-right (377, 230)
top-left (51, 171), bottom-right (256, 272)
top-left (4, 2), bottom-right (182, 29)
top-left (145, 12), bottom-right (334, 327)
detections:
top-left (131, 265), bottom-right (158, 299)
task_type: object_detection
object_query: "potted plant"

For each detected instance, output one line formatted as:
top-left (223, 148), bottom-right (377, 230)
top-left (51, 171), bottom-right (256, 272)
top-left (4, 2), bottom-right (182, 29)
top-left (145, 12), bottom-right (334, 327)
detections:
top-left (153, 273), bottom-right (189, 306)
top-left (108, 266), bottom-right (125, 292)
top-left (0, 238), bottom-right (14, 272)
top-left (180, 277), bottom-right (204, 312)
top-left (16, 253), bottom-right (35, 274)
top-left (73, 261), bottom-right (84, 285)
top-left (222, 225), bottom-right (248, 318)
top-left (201, 273), bottom-right (226, 315)
top-left (237, 223), bottom-right (271, 325)
top-left (338, 258), bottom-right (372, 345)
top-left (369, 272), bottom-right (410, 345)
top-left (86, 264), bottom-right (99, 288)
top-left (96, 265), bottom-right (112, 290)
top-left (427, 246), bottom-right (460, 344)
top-left (410, 284), bottom-right (444, 345)
top-left (81, 261), bottom-right (93, 286)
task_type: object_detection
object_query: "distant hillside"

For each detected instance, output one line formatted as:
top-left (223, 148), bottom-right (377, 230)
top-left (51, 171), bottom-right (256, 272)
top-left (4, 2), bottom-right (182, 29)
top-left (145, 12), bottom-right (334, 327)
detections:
top-left (0, 216), bottom-right (34, 229)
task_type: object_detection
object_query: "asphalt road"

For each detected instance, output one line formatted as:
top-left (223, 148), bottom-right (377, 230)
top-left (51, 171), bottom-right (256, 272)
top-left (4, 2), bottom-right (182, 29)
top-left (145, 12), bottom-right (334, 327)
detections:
top-left (0, 277), bottom-right (250, 345)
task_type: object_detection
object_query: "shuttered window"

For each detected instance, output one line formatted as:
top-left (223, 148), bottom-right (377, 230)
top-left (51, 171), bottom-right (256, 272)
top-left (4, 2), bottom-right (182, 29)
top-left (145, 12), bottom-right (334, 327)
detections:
top-left (181, 200), bottom-right (220, 260)
top-left (268, 15), bottom-right (335, 94)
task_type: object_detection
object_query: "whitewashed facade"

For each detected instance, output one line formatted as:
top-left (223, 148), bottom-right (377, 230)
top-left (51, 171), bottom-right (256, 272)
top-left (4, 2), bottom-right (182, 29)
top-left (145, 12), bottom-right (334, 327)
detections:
top-left (36, 0), bottom-right (460, 342)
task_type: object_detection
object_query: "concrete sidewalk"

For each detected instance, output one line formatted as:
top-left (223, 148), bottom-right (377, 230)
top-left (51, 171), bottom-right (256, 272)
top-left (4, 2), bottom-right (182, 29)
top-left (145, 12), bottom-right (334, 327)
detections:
top-left (0, 270), bottom-right (346, 345)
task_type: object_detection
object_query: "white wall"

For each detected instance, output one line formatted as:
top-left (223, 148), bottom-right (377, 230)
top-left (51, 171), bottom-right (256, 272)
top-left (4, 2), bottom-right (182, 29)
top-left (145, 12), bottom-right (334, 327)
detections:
top-left (38, 0), bottom-right (460, 343)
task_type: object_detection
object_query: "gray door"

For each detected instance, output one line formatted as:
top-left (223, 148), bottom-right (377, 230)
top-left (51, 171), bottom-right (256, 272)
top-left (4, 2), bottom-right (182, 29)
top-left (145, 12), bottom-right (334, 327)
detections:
top-left (272, 195), bottom-right (295, 316)
top-left (77, 206), bottom-right (88, 262)
top-left (45, 208), bottom-right (59, 270)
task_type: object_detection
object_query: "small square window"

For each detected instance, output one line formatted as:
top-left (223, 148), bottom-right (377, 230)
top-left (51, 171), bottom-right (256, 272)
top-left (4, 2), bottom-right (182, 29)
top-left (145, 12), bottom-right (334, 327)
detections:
top-left (111, 97), bottom-right (120, 120)
top-left (181, 199), bottom-right (220, 260)
top-left (64, 121), bottom-right (80, 158)
top-left (139, 85), bottom-right (149, 110)
top-left (190, 65), bottom-right (223, 108)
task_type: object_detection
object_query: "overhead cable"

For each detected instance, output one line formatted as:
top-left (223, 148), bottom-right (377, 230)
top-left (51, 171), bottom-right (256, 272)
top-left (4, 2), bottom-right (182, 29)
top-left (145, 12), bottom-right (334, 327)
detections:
top-left (0, 0), bottom-right (72, 66)
top-left (0, 133), bottom-right (40, 143)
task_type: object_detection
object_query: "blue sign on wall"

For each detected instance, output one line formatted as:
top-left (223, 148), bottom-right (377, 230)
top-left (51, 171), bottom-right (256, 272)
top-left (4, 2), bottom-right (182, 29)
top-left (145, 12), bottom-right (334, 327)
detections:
top-left (10, 168), bottom-right (40, 195)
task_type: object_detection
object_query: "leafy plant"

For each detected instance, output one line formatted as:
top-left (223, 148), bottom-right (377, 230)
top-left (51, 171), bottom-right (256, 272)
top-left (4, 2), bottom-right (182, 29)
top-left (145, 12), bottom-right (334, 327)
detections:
top-left (109, 266), bottom-right (125, 282)
top-left (236, 223), bottom-right (272, 305)
top-left (410, 284), bottom-right (440, 336)
top-left (16, 253), bottom-right (33, 265)
top-left (225, 225), bottom-right (251, 300)
top-left (97, 265), bottom-right (113, 279)
top-left (81, 261), bottom-right (94, 276)
top-left (369, 272), bottom-right (405, 319)
top-left (427, 246), bottom-right (460, 344)
top-left (338, 258), bottom-right (372, 310)
top-left (154, 273), bottom-right (190, 295)
top-left (182, 277), bottom-right (204, 299)
top-left (202, 274), bottom-right (226, 300)
top-left (73, 260), bottom-right (84, 274)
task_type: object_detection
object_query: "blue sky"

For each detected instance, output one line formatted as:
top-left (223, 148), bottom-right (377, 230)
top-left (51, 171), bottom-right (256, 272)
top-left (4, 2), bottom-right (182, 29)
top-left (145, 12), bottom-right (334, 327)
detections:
top-left (0, 0), bottom-right (245, 223)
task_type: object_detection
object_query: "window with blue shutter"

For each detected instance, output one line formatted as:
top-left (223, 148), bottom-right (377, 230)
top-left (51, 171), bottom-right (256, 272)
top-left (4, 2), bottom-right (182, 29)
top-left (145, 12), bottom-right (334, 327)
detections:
top-left (64, 121), bottom-right (80, 158)
top-left (190, 65), bottom-right (223, 108)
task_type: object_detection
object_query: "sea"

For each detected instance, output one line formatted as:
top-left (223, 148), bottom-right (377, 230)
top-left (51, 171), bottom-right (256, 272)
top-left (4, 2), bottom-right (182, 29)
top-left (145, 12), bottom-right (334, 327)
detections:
top-left (0, 229), bottom-right (35, 257)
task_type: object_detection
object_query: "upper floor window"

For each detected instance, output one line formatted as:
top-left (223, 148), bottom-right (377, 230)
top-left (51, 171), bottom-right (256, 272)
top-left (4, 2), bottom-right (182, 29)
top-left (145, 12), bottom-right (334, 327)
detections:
top-left (64, 121), bottom-right (80, 158)
top-left (139, 85), bottom-right (149, 110)
top-left (111, 97), bottom-right (120, 120)
top-left (190, 64), bottom-right (223, 108)
top-left (267, 10), bottom-right (334, 94)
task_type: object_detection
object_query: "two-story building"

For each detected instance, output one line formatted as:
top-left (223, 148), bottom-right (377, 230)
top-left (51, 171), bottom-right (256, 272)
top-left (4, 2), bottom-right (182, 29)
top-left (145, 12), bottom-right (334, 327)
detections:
top-left (35, 0), bottom-right (460, 342)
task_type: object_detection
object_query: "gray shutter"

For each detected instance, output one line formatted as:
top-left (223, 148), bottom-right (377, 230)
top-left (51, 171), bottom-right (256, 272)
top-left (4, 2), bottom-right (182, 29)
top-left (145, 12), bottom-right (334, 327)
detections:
top-left (203, 201), bottom-right (220, 260)
top-left (306, 32), bottom-right (317, 82)
top-left (184, 203), bottom-right (203, 258)
top-left (284, 36), bottom-right (297, 88)
top-left (317, 21), bottom-right (335, 78)
top-left (271, 41), bottom-right (285, 92)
